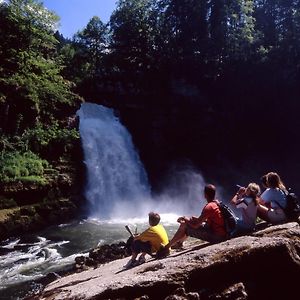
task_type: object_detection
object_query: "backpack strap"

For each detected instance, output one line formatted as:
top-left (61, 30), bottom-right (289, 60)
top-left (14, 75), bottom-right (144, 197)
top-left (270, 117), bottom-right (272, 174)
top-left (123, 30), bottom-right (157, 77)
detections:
top-left (273, 200), bottom-right (283, 209)
top-left (212, 201), bottom-right (236, 231)
top-left (206, 200), bottom-right (224, 229)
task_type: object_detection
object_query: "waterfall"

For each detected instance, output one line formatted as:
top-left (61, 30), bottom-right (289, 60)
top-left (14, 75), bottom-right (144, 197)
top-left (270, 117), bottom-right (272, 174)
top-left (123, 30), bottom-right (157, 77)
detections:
top-left (77, 103), bottom-right (151, 219)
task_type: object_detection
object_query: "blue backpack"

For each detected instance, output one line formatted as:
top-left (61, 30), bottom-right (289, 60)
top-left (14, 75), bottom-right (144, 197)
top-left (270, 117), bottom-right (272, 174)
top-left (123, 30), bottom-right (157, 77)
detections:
top-left (216, 201), bottom-right (238, 238)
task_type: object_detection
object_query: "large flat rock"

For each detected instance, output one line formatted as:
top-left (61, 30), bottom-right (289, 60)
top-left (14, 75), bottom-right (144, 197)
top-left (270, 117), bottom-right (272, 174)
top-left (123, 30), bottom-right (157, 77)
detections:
top-left (35, 222), bottom-right (300, 300)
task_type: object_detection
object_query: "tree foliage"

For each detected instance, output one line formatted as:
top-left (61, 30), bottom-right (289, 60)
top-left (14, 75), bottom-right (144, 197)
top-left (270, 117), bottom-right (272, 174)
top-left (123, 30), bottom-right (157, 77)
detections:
top-left (0, 150), bottom-right (49, 184)
top-left (0, 0), bottom-right (82, 185)
top-left (0, 0), bottom-right (81, 135)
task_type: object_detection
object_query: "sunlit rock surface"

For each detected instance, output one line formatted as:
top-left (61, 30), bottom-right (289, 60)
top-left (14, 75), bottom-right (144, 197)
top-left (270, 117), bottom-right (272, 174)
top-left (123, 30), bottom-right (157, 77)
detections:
top-left (33, 222), bottom-right (300, 300)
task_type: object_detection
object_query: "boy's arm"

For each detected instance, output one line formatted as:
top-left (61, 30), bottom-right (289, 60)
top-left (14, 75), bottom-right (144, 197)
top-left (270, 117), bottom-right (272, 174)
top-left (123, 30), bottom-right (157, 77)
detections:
top-left (134, 228), bottom-right (149, 240)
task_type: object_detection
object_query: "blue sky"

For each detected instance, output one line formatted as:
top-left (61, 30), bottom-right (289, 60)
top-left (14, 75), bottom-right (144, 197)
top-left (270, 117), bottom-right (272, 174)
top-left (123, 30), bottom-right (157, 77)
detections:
top-left (43, 0), bottom-right (117, 38)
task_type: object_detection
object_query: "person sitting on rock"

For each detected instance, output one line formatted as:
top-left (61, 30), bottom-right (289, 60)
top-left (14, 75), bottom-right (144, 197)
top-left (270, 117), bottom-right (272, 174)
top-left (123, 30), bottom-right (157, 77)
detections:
top-left (257, 172), bottom-right (288, 224)
top-left (124, 212), bottom-right (169, 268)
top-left (231, 183), bottom-right (261, 235)
top-left (158, 184), bottom-right (227, 257)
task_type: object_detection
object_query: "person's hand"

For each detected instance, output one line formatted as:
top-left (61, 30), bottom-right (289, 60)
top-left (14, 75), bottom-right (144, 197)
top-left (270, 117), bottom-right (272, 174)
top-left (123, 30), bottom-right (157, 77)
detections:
top-left (177, 216), bottom-right (189, 224)
top-left (177, 216), bottom-right (185, 223)
top-left (237, 187), bottom-right (246, 197)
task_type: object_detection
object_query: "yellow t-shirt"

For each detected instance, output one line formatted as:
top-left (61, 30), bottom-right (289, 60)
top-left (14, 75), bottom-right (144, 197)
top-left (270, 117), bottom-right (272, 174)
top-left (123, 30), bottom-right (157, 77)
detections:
top-left (136, 224), bottom-right (169, 252)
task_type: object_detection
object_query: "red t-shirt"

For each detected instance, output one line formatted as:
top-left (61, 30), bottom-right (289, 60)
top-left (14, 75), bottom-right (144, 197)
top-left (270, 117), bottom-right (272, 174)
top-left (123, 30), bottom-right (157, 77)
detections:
top-left (201, 201), bottom-right (226, 237)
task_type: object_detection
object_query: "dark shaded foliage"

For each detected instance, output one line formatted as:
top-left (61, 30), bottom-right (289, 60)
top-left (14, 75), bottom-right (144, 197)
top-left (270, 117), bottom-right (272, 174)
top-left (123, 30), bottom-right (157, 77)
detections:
top-left (60, 0), bottom-right (300, 191)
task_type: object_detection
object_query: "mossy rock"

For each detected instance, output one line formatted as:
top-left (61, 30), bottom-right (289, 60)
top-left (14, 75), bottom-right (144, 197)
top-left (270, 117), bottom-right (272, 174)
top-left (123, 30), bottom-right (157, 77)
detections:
top-left (16, 215), bottom-right (31, 230)
top-left (47, 188), bottom-right (61, 200)
top-left (0, 196), bottom-right (17, 209)
top-left (20, 206), bottom-right (36, 216)
top-left (0, 197), bottom-right (79, 241)
top-left (59, 199), bottom-right (76, 208)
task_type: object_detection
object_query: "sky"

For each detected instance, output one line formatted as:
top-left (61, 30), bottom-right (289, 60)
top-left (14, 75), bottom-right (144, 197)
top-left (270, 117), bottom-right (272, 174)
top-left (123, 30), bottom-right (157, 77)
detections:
top-left (43, 0), bottom-right (117, 38)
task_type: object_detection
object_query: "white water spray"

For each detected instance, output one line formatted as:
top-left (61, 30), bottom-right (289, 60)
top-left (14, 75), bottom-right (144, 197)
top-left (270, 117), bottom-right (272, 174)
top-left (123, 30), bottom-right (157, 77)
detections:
top-left (77, 103), bottom-right (151, 219)
top-left (77, 102), bottom-right (213, 222)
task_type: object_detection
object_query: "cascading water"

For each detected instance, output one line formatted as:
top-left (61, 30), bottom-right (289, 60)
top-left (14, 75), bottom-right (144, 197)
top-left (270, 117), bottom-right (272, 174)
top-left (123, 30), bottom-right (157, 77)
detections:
top-left (77, 103), bottom-right (151, 219)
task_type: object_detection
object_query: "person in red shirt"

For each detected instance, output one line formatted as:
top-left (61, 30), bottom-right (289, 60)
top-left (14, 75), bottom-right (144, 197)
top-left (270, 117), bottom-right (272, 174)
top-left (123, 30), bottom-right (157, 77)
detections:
top-left (161, 184), bottom-right (226, 254)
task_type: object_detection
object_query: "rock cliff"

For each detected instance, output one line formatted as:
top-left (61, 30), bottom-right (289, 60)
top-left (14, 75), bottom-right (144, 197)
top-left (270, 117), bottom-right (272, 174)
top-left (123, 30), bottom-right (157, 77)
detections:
top-left (0, 159), bottom-right (85, 241)
top-left (32, 222), bottom-right (300, 300)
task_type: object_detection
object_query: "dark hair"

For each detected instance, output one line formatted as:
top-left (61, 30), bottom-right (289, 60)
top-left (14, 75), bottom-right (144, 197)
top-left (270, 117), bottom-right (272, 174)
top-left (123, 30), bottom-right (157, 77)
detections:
top-left (148, 212), bottom-right (160, 226)
top-left (261, 174), bottom-right (268, 188)
top-left (267, 172), bottom-right (285, 190)
top-left (204, 184), bottom-right (216, 201)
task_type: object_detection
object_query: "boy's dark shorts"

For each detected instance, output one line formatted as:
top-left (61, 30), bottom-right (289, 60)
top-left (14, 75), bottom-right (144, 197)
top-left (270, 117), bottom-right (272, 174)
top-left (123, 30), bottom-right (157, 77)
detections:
top-left (132, 240), bottom-right (152, 254)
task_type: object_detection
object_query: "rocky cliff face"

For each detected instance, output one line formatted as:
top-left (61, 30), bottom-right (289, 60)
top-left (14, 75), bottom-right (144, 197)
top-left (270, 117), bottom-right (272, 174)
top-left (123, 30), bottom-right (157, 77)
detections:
top-left (32, 222), bottom-right (300, 300)
top-left (0, 159), bottom-right (85, 241)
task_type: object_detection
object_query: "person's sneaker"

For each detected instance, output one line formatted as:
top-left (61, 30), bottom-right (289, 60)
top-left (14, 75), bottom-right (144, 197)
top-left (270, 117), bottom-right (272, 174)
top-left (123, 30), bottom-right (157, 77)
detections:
top-left (137, 255), bottom-right (146, 265)
top-left (123, 258), bottom-right (137, 269)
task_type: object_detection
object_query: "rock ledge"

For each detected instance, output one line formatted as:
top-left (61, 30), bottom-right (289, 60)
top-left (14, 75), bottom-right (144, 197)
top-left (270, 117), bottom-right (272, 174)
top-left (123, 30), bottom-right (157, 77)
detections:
top-left (33, 222), bottom-right (300, 300)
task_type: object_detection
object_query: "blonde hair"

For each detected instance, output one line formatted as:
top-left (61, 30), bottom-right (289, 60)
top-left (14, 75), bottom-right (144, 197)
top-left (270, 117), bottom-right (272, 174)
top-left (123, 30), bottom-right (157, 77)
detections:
top-left (247, 183), bottom-right (261, 205)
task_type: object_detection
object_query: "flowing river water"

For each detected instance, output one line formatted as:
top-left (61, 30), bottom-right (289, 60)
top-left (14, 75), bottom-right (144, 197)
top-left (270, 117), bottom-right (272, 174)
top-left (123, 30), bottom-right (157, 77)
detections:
top-left (0, 216), bottom-right (180, 299)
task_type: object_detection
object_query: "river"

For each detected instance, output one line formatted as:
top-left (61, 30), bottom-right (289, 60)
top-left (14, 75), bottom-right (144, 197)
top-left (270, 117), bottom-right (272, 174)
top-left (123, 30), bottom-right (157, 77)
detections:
top-left (0, 215), bottom-right (180, 299)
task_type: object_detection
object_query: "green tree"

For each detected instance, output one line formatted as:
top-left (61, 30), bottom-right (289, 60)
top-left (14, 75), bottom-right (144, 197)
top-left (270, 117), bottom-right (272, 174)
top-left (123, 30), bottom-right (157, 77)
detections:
top-left (109, 0), bottom-right (160, 94)
top-left (0, 0), bottom-right (81, 134)
top-left (74, 16), bottom-right (107, 71)
top-left (67, 16), bottom-right (108, 99)
top-left (157, 0), bottom-right (210, 80)
top-left (225, 0), bottom-right (256, 61)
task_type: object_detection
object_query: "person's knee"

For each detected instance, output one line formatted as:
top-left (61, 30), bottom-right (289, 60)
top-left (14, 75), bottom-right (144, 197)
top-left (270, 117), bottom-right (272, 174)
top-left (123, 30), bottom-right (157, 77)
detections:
top-left (132, 240), bottom-right (142, 253)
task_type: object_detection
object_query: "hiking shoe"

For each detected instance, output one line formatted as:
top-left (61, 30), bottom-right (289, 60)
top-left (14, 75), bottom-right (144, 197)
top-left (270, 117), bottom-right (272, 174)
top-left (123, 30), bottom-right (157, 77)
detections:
top-left (138, 255), bottom-right (146, 265)
top-left (123, 258), bottom-right (137, 269)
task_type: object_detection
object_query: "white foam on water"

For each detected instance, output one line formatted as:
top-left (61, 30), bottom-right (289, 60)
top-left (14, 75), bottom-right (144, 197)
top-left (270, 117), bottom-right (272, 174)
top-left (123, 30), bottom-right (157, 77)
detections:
top-left (1, 238), bottom-right (20, 249)
top-left (0, 237), bottom-right (72, 291)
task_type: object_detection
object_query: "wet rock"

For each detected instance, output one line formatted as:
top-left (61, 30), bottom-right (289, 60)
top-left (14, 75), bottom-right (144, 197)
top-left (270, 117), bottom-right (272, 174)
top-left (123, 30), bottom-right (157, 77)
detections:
top-left (75, 241), bottom-right (131, 272)
top-left (0, 199), bottom-right (78, 241)
top-left (37, 272), bottom-right (61, 286)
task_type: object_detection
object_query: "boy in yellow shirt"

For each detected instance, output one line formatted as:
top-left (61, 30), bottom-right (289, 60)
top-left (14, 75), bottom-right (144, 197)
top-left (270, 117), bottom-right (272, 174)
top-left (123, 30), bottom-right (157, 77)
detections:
top-left (124, 212), bottom-right (169, 268)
